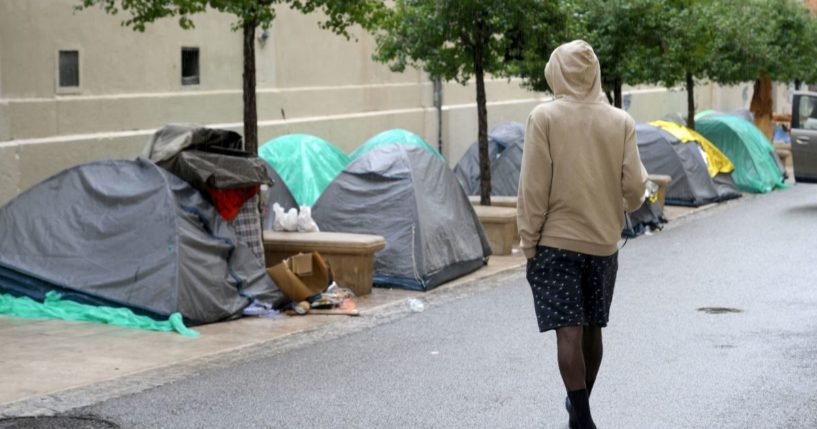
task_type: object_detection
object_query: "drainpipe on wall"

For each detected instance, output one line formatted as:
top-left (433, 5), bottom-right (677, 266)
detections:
top-left (433, 77), bottom-right (443, 156)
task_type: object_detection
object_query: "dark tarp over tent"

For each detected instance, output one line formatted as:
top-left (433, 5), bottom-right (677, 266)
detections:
top-left (696, 115), bottom-right (787, 193)
top-left (0, 159), bottom-right (286, 325)
top-left (454, 122), bottom-right (525, 196)
top-left (313, 144), bottom-right (492, 291)
top-left (145, 123), bottom-right (274, 264)
top-left (636, 124), bottom-right (741, 207)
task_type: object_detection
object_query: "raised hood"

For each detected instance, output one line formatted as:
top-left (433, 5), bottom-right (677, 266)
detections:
top-left (545, 40), bottom-right (606, 103)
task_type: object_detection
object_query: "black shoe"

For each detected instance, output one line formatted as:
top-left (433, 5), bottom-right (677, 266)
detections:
top-left (566, 396), bottom-right (596, 429)
top-left (566, 396), bottom-right (578, 429)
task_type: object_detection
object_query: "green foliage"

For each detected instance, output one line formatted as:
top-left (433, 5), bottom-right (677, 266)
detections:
top-left (373, 0), bottom-right (568, 86)
top-left (77, 0), bottom-right (385, 35)
top-left (571, 0), bottom-right (670, 94)
top-left (706, 0), bottom-right (817, 84)
top-left (655, 0), bottom-right (716, 87)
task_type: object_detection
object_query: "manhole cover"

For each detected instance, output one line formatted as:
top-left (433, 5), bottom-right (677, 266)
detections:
top-left (0, 416), bottom-right (118, 429)
top-left (697, 307), bottom-right (743, 314)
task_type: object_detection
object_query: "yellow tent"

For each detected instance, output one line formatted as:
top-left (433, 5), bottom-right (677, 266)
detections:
top-left (650, 120), bottom-right (734, 177)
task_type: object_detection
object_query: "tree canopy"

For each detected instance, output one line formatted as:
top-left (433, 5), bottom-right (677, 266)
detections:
top-left (78, 0), bottom-right (384, 34)
top-left (373, 0), bottom-right (568, 204)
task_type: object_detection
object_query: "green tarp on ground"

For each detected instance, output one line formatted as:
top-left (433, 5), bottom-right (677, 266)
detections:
top-left (696, 115), bottom-right (787, 193)
top-left (258, 134), bottom-right (350, 207)
top-left (0, 291), bottom-right (199, 336)
top-left (351, 129), bottom-right (444, 161)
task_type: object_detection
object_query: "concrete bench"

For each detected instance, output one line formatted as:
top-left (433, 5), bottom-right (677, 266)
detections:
top-left (263, 231), bottom-right (385, 297)
top-left (471, 205), bottom-right (517, 256)
top-left (647, 174), bottom-right (671, 210)
top-left (468, 195), bottom-right (518, 208)
top-left (469, 196), bottom-right (519, 244)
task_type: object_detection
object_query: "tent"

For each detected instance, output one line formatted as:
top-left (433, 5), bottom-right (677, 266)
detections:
top-left (696, 115), bottom-right (787, 193)
top-left (0, 159), bottom-right (286, 325)
top-left (647, 121), bottom-right (742, 205)
top-left (313, 144), bottom-right (492, 291)
top-left (351, 129), bottom-right (443, 161)
top-left (258, 134), bottom-right (350, 207)
top-left (453, 122), bottom-right (525, 196)
top-left (145, 124), bottom-right (275, 263)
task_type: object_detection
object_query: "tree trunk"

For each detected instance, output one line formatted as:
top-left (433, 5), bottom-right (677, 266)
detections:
top-left (686, 71), bottom-right (696, 130)
top-left (474, 42), bottom-right (491, 206)
top-left (243, 20), bottom-right (259, 154)
top-left (613, 78), bottom-right (623, 109)
top-left (750, 73), bottom-right (774, 142)
top-left (434, 77), bottom-right (443, 155)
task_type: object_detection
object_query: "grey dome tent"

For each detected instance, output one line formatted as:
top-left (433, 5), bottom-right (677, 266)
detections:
top-left (313, 144), bottom-right (492, 291)
top-left (636, 124), bottom-right (740, 206)
top-left (454, 122), bottom-right (525, 196)
top-left (0, 159), bottom-right (285, 325)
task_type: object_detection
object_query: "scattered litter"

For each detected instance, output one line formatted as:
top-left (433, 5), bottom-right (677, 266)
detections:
top-left (282, 281), bottom-right (361, 317)
top-left (291, 301), bottom-right (311, 315)
top-left (242, 300), bottom-right (282, 319)
top-left (405, 298), bottom-right (425, 313)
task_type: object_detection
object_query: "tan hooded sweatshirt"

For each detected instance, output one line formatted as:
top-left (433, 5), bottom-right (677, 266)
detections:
top-left (517, 40), bottom-right (647, 258)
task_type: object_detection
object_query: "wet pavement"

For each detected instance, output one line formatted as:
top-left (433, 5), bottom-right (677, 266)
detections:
top-left (51, 183), bottom-right (817, 428)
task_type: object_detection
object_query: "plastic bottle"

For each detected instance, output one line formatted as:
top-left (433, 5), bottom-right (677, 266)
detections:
top-left (405, 298), bottom-right (425, 313)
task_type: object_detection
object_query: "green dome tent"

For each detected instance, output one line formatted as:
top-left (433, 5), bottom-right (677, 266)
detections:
top-left (258, 134), bottom-right (350, 207)
top-left (696, 115), bottom-right (786, 193)
top-left (351, 129), bottom-right (444, 161)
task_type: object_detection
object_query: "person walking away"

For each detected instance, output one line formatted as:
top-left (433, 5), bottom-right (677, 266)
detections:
top-left (517, 40), bottom-right (647, 429)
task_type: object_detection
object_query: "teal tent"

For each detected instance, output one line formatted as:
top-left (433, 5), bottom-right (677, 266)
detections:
top-left (258, 134), bottom-right (350, 206)
top-left (351, 129), bottom-right (444, 161)
top-left (696, 115), bottom-right (786, 193)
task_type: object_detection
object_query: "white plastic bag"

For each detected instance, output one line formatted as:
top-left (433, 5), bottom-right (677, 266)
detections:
top-left (272, 203), bottom-right (286, 231)
top-left (297, 205), bottom-right (320, 232)
top-left (282, 208), bottom-right (299, 231)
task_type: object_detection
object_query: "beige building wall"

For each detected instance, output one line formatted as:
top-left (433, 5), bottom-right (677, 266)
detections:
top-left (0, 0), bottom-right (770, 206)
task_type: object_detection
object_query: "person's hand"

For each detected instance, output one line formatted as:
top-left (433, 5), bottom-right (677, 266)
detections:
top-left (644, 179), bottom-right (659, 203)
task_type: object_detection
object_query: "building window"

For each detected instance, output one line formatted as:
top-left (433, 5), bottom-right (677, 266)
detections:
top-left (181, 47), bottom-right (200, 86)
top-left (58, 50), bottom-right (80, 88)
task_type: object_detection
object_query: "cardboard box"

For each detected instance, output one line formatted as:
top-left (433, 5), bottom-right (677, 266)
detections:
top-left (290, 253), bottom-right (313, 276)
top-left (266, 252), bottom-right (331, 302)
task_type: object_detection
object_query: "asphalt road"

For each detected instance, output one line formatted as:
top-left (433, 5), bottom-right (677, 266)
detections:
top-left (73, 184), bottom-right (817, 428)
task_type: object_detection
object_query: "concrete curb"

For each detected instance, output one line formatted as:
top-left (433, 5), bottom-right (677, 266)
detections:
top-left (0, 262), bottom-right (527, 417)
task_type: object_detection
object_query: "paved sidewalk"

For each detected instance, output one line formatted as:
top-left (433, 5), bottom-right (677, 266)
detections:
top-left (0, 197), bottom-right (738, 417)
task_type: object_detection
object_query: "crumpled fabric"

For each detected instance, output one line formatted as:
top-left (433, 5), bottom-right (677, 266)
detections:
top-left (0, 291), bottom-right (199, 337)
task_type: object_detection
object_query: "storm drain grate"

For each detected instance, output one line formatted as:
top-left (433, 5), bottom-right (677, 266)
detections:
top-left (0, 416), bottom-right (118, 429)
top-left (697, 307), bottom-right (743, 314)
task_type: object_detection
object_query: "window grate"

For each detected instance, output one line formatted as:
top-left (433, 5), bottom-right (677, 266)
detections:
top-left (181, 47), bottom-right (200, 85)
top-left (59, 50), bottom-right (79, 87)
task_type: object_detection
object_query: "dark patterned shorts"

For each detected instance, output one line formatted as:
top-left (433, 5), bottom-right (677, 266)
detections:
top-left (526, 246), bottom-right (618, 332)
